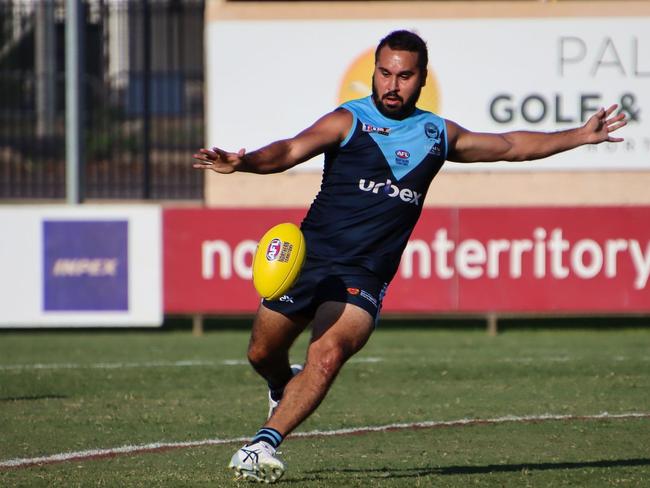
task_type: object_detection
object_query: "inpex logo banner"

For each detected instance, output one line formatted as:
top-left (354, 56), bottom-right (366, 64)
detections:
top-left (43, 221), bottom-right (129, 311)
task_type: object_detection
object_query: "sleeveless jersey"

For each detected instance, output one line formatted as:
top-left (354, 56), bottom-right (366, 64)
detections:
top-left (301, 96), bottom-right (448, 282)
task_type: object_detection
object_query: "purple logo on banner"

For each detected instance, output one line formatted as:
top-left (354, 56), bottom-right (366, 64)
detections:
top-left (43, 221), bottom-right (129, 311)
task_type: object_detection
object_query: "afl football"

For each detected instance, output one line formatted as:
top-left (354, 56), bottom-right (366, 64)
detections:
top-left (252, 222), bottom-right (306, 300)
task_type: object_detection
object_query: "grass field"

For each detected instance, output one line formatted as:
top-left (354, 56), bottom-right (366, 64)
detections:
top-left (1, 323), bottom-right (649, 486)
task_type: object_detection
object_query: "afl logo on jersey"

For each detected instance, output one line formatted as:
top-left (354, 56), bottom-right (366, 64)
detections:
top-left (266, 238), bottom-right (282, 261)
top-left (395, 149), bottom-right (410, 166)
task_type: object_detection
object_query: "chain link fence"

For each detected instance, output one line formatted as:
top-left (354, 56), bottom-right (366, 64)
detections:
top-left (0, 0), bottom-right (204, 200)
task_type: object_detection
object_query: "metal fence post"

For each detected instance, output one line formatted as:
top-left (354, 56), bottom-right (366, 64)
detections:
top-left (36, 1), bottom-right (56, 139)
top-left (142, 0), bottom-right (151, 199)
top-left (66, 0), bottom-right (85, 204)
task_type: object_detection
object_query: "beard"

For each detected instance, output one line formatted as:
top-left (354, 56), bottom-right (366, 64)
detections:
top-left (371, 76), bottom-right (422, 120)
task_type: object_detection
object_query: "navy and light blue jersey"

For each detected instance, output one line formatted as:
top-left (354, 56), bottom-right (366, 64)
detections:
top-left (300, 96), bottom-right (448, 282)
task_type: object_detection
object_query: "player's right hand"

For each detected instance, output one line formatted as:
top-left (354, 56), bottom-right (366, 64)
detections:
top-left (192, 147), bottom-right (246, 174)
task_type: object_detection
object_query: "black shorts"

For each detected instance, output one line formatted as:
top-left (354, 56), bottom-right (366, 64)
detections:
top-left (262, 257), bottom-right (388, 324)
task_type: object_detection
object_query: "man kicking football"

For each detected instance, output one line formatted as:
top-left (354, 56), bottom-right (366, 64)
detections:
top-left (192, 30), bottom-right (626, 483)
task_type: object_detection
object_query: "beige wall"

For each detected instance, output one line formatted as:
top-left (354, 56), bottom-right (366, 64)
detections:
top-left (207, 1), bottom-right (650, 21)
top-left (205, 171), bottom-right (650, 208)
top-left (205, 0), bottom-right (650, 208)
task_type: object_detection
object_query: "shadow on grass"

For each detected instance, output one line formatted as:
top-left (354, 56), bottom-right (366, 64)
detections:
top-left (138, 315), bottom-right (650, 332)
top-left (0, 394), bottom-right (68, 402)
top-left (298, 457), bottom-right (650, 481)
top-left (2, 315), bottom-right (648, 334)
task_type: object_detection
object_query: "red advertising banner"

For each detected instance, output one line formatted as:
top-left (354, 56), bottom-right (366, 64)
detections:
top-left (164, 209), bottom-right (306, 313)
top-left (164, 207), bottom-right (650, 314)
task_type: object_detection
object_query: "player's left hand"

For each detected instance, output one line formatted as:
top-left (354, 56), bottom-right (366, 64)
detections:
top-left (583, 104), bottom-right (627, 144)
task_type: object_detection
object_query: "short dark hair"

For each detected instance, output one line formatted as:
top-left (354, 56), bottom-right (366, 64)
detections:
top-left (375, 30), bottom-right (428, 72)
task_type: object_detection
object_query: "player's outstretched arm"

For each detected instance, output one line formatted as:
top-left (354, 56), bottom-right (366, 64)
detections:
top-left (192, 109), bottom-right (353, 174)
top-left (446, 104), bottom-right (627, 163)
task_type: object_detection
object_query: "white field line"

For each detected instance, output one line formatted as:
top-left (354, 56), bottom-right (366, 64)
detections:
top-left (5, 354), bottom-right (649, 371)
top-left (1, 412), bottom-right (649, 470)
top-left (498, 357), bottom-right (571, 364)
top-left (0, 357), bottom-right (383, 372)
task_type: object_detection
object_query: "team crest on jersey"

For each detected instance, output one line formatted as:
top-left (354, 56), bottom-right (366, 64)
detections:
top-left (362, 123), bottom-right (391, 136)
top-left (424, 123), bottom-right (439, 139)
top-left (425, 123), bottom-right (442, 156)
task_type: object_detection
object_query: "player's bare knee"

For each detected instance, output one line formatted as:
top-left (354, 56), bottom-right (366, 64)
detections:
top-left (247, 343), bottom-right (272, 369)
top-left (307, 341), bottom-right (346, 380)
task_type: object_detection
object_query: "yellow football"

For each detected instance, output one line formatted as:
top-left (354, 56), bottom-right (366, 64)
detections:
top-left (252, 222), bottom-right (306, 301)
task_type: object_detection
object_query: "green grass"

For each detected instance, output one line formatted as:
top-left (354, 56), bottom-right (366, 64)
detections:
top-left (1, 326), bottom-right (649, 486)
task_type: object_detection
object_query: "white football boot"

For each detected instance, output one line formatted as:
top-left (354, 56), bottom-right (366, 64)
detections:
top-left (229, 440), bottom-right (286, 483)
top-left (267, 364), bottom-right (303, 419)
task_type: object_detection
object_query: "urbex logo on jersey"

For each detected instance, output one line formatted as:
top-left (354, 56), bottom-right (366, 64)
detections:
top-left (359, 178), bottom-right (422, 205)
